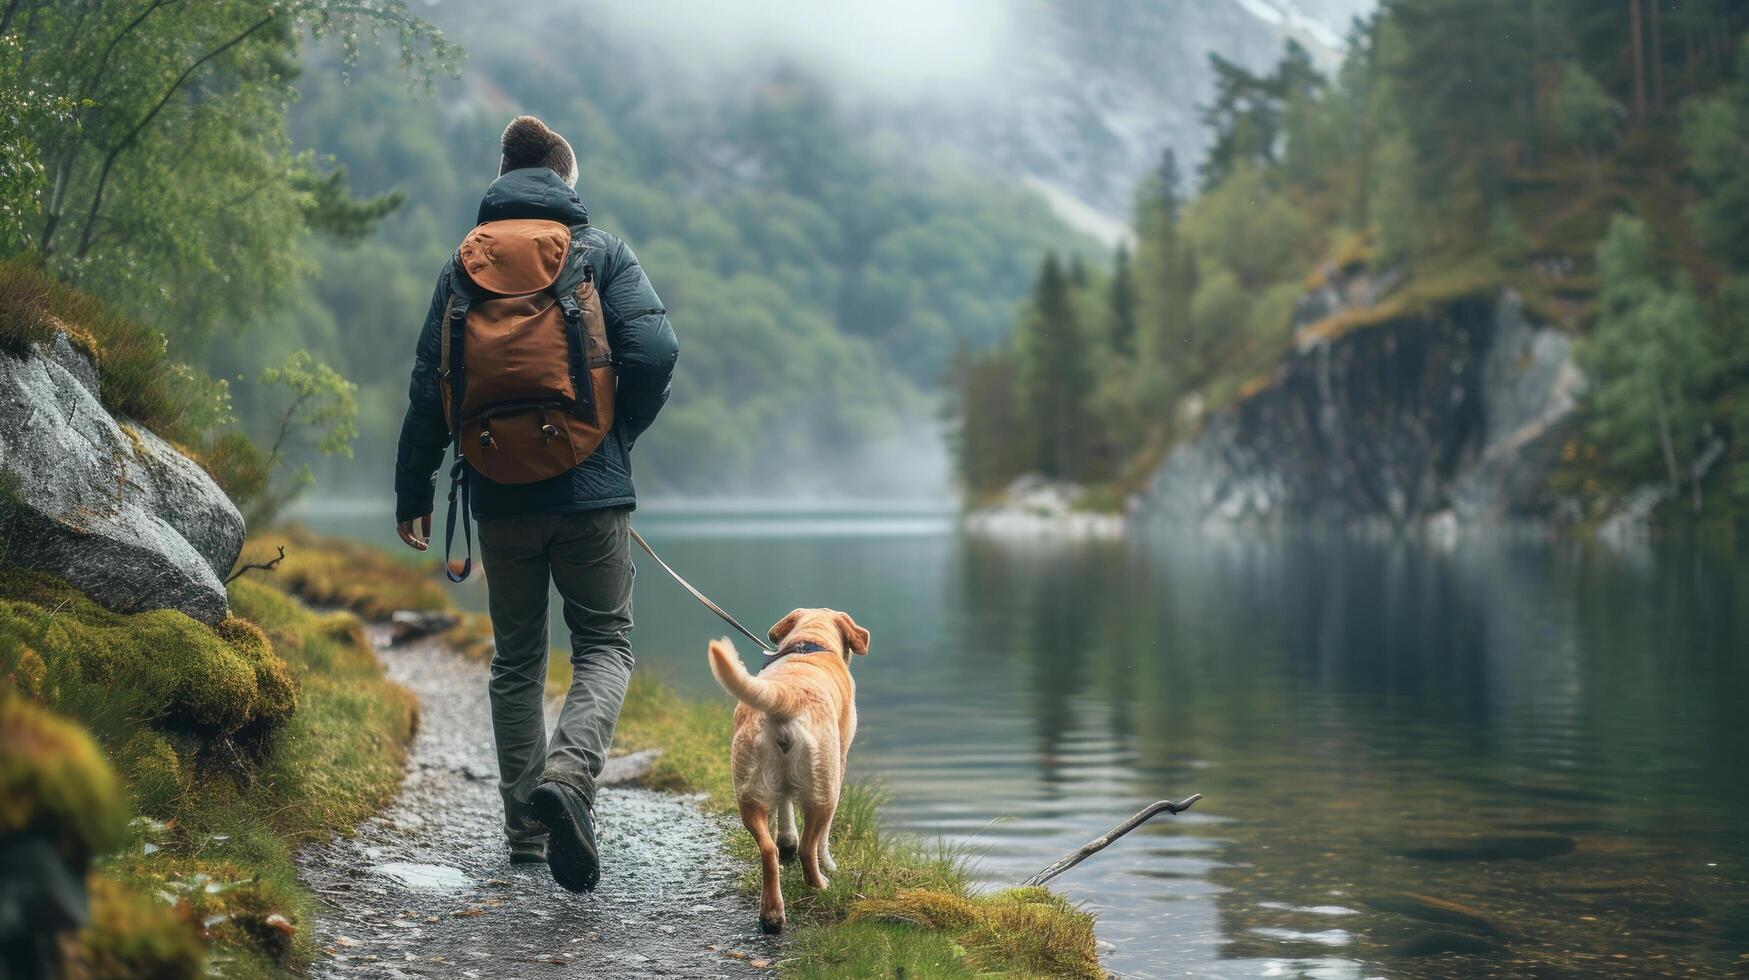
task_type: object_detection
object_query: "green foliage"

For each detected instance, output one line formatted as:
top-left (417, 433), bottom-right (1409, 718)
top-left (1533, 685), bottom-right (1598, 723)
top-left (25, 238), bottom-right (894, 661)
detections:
top-left (1579, 216), bottom-right (1722, 510)
top-left (1198, 40), bottom-right (1325, 189)
top-left (1182, 165), bottom-right (1311, 289)
top-left (952, 1), bottom-right (1749, 528)
top-left (247, 350), bottom-right (358, 526)
top-left (250, 30), bottom-right (1085, 493)
top-left (0, 34), bottom-right (73, 250)
top-left (1681, 38), bottom-right (1749, 269)
top-left (1, 0), bottom-right (458, 342)
top-left (1554, 62), bottom-right (1622, 174)
top-left (1016, 255), bottom-right (1097, 481)
top-left (946, 346), bottom-right (1027, 497)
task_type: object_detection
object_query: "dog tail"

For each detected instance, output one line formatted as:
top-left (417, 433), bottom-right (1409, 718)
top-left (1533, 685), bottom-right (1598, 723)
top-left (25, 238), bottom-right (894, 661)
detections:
top-left (708, 638), bottom-right (802, 716)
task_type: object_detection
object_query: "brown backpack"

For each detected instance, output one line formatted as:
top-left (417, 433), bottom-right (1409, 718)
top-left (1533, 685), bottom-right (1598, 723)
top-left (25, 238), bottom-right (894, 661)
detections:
top-left (438, 217), bottom-right (615, 580)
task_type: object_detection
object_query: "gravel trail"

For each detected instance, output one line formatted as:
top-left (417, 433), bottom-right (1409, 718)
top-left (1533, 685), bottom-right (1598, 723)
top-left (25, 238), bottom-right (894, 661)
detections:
top-left (297, 630), bottom-right (777, 978)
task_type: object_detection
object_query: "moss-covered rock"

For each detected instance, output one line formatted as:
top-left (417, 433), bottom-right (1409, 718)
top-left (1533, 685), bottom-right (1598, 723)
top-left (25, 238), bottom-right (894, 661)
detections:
top-left (0, 568), bottom-right (296, 737)
top-left (0, 697), bottom-right (127, 860)
top-left (68, 876), bottom-right (203, 980)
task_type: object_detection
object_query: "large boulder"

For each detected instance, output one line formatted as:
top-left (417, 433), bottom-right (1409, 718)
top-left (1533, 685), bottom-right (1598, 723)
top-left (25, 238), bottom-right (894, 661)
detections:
top-left (0, 334), bottom-right (243, 623)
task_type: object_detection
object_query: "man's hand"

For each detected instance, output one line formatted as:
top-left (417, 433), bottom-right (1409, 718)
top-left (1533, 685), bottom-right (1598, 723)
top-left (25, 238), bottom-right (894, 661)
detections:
top-left (397, 513), bottom-right (433, 552)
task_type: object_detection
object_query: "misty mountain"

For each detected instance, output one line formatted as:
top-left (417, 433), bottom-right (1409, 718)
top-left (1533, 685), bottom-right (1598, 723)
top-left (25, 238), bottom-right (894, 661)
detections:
top-left (572, 0), bottom-right (1375, 238)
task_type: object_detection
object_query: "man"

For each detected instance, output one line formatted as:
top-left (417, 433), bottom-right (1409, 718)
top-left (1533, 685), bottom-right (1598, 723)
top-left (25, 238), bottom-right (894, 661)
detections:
top-left (392, 115), bottom-right (678, 892)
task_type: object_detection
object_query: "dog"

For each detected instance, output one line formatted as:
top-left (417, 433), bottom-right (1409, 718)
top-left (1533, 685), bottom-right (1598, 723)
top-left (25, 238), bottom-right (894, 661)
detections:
top-left (707, 608), bottom-right (871, 934)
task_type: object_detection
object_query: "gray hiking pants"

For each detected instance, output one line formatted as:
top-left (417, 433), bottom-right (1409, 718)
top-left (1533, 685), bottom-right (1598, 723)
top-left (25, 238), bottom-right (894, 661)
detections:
top-left (477, 507), bottom-right (635, 846)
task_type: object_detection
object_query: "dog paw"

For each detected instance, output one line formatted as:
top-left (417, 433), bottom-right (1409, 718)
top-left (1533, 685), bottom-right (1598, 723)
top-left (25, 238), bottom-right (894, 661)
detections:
top-left (759, 914), bottom-right (784, 935)
top-left (777, 837), bottom-right (799, 863)
top-left (805, 873), bottom-right (829, 890)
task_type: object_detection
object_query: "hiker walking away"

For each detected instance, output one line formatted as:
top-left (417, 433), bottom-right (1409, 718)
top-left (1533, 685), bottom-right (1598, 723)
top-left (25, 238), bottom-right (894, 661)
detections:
top-left (392, 115), bottom-right (678, 892)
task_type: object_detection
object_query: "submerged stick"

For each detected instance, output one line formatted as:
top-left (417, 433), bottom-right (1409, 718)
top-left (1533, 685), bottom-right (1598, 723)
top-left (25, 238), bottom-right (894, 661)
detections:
top-left (1020, 794), bottom-right (1203, 887)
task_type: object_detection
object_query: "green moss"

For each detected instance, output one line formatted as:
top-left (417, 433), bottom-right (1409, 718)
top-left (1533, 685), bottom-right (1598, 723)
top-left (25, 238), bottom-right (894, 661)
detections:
top-left (70, 876), bottom-right (204, 980)
top-left (115, 729), bottom-right (189, 817)
top-left (0, 570), bottom-right (296, 737)
top-left (0, 696), bottom-right (127, 859)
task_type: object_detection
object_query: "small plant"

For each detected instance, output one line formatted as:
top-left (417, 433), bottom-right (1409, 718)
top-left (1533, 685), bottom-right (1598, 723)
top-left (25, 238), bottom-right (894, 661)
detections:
top-left (246, 351), bottom-right (359, 527)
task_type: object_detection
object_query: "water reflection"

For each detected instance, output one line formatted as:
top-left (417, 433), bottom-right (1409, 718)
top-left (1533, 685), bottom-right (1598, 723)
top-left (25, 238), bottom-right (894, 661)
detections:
top-left (294, 502), bottom-right (1749, 977)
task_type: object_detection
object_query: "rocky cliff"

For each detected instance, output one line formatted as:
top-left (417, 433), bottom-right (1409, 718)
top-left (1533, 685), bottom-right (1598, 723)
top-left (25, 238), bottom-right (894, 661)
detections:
top-left (1133, 284), bottom-right (1583, 530)
top-left (0, 333), bottom-right (243, 623)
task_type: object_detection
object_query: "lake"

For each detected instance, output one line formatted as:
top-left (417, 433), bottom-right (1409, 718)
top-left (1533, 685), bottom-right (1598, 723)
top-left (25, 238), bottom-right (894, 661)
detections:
top-left (300, 501), bottom-right (1749, 978)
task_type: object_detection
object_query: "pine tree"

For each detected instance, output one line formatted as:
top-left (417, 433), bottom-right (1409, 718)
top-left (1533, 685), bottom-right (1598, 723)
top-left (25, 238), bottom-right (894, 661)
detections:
top-left (1109, 243), bottom-right (1138, 357)
top-left (948, 345), bottom-right (1026, 495)
top-left (1017, 254), bottom-right (1095, 481)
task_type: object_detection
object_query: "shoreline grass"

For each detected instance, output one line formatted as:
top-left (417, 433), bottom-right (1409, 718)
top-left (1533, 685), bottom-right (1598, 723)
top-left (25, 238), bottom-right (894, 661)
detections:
top-left (256, 527), bottom-right (1102, 977)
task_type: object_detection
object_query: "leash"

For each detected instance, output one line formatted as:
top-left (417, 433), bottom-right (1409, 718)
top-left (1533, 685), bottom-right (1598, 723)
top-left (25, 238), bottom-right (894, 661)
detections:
top-left (629, 527), bottom-right (777, 655)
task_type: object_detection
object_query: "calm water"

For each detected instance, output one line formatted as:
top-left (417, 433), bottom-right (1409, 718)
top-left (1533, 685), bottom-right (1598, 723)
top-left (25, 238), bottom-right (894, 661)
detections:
top-left (302, 502), bottom-right (1749, 978)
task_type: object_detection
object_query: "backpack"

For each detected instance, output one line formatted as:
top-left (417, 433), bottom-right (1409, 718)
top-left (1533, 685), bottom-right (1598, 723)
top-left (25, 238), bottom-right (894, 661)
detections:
top-left (438, 217), bottom-right (615, 581)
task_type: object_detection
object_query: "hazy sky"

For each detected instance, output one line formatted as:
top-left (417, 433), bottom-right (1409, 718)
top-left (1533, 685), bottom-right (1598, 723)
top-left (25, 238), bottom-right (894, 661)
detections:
top-left (583, 0), bottom-right (1022, 101)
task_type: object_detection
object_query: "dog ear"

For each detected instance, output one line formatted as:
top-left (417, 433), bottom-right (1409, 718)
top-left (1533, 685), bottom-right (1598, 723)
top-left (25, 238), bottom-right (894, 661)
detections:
top-left (767, 609), bottom-right (804, 645)
top-left (833, 611), bottom-right (870, 655)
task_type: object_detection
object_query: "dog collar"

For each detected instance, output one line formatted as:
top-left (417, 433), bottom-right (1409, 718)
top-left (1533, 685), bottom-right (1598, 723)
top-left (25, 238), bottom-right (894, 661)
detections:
top-left (769, 640), bottom-right (832, 659)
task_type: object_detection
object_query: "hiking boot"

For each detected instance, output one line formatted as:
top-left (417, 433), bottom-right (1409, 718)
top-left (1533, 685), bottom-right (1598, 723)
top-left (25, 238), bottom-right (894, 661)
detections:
top-left (530, 782), bottom-right (599, 892)
top-left (509, 838), bottom-right (548, 865)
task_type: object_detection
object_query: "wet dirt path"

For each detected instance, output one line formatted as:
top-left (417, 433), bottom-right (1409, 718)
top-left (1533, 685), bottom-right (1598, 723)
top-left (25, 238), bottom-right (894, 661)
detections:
top-left (297, 630), bottom-right (778, 978)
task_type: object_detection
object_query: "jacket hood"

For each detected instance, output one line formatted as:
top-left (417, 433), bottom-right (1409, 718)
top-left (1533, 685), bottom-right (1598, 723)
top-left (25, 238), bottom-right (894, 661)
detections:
top-left (476, 168), bottom-right (589, 226)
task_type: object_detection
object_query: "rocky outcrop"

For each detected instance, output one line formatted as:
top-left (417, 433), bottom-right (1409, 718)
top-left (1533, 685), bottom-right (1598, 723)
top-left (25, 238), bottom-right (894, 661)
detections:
top-left (1133, 288), bottom-right (1583, 530)
top-left (0, 334), bottom-right (243, 623)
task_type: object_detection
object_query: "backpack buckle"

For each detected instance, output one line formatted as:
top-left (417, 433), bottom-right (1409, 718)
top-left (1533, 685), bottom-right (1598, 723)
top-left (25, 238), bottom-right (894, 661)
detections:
top-left (479, 429), bottom-right (494, 449)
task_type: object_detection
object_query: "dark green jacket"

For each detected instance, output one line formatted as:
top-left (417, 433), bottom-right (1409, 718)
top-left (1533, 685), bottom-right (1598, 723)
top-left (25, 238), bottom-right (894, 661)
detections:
top-left (393, 169), bottom-right (678, 523)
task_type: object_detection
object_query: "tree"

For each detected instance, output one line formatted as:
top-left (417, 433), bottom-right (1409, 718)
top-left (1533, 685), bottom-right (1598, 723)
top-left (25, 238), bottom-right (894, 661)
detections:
top-left (1016, 254), bottom-right (1095, 481)
top-left (947, 345), bottom-right (1026, 496)
top-left (247, 350), bottom-right (358, 525)
top-left (1554, 63), bottom-right (1623, 183)
top-left (1630, 0), bottom-right (1647, 121)
top-left (1386, 0), bottom-right (1536, 211)
top-left (1580, 216), bottom-right (1720, 512)
top-left (1681, 37), bottom-right (1749, 269)
top-left (1198, 41), bottom-right (1325, 189)
top-left (1108, 243), bottom-right (1138, 357)
top-left (1, 0), bottom-right (459, 342)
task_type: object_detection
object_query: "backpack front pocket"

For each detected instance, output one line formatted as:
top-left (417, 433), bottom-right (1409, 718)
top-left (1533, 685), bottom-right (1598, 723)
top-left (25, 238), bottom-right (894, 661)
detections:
top-left (460, 404), bottom-right (585, 485)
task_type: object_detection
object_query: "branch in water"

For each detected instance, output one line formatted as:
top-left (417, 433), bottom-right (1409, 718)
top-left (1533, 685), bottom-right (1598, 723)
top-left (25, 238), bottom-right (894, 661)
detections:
top-left (226, 545), bottom-right (286, 584)
top-left (1021, 794), bottom-right (1203, 888)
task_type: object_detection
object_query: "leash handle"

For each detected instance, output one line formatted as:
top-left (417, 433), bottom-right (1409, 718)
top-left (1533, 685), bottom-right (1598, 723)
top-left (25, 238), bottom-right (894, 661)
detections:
top-left (443, 456), bottom-right (472, 583)
top-left (629, 526), bottom-right (775, 654)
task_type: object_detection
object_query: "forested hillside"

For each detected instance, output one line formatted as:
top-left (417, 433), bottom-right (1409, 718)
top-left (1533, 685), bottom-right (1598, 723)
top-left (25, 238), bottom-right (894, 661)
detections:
top-left (953, 0), bottom-right (1749, 529)
top-left (210, 4), bottom-right (1099, 497)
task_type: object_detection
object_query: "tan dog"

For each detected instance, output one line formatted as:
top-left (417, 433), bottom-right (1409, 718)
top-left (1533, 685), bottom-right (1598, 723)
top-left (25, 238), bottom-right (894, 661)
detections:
top-left (707, 608), bottom-right (870, 934)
